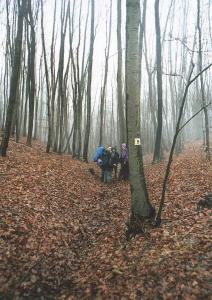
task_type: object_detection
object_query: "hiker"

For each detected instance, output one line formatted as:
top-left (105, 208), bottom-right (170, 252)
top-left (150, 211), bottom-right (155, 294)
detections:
top-left (119, 143), bottom-right (129, 180)
top-left (111, 147), bottom-right (120, 179)
top-left (93, 145), bottom-right (104, 162)
top-left (101, 146), bottom-right (113, 183)
top-left (93, 145), bottom-right (105, 180)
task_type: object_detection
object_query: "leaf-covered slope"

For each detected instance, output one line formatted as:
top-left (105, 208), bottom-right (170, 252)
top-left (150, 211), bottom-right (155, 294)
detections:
top-left (0, 140), bottom-right (211, 299)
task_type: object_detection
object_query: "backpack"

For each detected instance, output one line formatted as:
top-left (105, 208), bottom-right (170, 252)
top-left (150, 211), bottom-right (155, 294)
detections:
top-left (93, 146), bottom-right (104, 162)
top-left (101, 149), bottom-right (113, 169)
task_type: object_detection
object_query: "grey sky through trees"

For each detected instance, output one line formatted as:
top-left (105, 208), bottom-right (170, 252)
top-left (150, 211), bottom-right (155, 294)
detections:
top-left (0, 1), bottom-right (211, 93)
top-left (0, 0), bottom-right (211, 155)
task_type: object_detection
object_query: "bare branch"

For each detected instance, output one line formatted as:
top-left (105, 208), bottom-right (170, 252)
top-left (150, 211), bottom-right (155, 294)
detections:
top-left (179, 102), bottom-right (212, 133)
top-left (155, 62), bottom-right (212, 226)
top-left (164, 37), bottom-right (212, 53)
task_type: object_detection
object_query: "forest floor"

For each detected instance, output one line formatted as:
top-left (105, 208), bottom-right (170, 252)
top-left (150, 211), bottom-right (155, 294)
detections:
top-left (0, 138), bottom-right (211, 300)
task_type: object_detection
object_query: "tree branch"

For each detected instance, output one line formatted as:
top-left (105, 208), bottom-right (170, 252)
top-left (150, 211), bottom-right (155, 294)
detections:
top-left (155, 62), bottom-right (212, 226)
top-left (179, 102), bottom-right (212, 133)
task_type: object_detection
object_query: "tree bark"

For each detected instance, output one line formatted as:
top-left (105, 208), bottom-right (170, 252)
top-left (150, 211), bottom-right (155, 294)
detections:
top-left (58, 1), bottom-right (69, 154)
top-left (197, 0), bottom-right (210, 160)
top-left (26, 0), bottom-right (36, 147)
top-left (99, 0), bottom-right (112, 146)
top-left (50, 0), bottom-right (57, 148)
top-left (153, 0), bottom-right (163, 163)
top-left (117, 0), bottom-right (126, 144)
top-left (1, 0), bottom-right (26, 156)
top-left (126, 0), bottom-right (155, 223)
top-left (41, 0), bottom-right (52, 153)
top-left (83, 0), bottom-right (95, 162)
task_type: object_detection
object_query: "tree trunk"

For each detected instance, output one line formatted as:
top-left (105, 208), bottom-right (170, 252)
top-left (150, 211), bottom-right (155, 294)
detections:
top-left (197, 0), bottom-right (210, 160)
top-left (83, 0), bottom-right (95, 162)
top-left (26, 0), bottom-right (36, 147)
top-left (1, 0), bottom-right (26, 156)
top-left (23, 23), bottom-right (28, 137)
top-left (117, 0), bottom-right (126, 144)
top-left (138, 0), bottom-right (147, 96)
top-left (153, 0), bottom-right (163, 163)
top-left (41, 0), bottom-right (52, 153)
top-left (50, 0), bottom-right (57, 148)
top-left (99, 1), bottom-right (112, 146)
top-left (75, 0), bottom-right (83, 158)
top-left (125, 0), bottom-right (155, 225)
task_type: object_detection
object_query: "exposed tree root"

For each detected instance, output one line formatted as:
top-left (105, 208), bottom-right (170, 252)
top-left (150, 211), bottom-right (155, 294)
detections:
top-left (125, 214), bottom-right (151, 240)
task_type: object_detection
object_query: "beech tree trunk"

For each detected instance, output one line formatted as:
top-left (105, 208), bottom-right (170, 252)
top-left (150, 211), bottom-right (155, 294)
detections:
top-left (126, 0), bottom-right (155, 222)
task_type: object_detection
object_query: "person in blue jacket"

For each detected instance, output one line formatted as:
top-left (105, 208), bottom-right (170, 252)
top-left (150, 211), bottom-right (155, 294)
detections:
top-left (93, 145), bottom-right (113, 182)
top-left (93, 146), bottom-right (105, 181)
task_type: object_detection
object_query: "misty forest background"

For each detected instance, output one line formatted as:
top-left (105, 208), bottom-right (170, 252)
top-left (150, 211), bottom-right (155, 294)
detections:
top-left (0, 0), bottom-right (212, 160)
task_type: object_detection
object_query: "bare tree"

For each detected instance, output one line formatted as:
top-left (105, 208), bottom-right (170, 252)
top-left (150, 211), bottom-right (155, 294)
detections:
top-left (125, 0), bottom-right (155, 235)
top-left (83, 0), bottom-right (95, 162)
top-left (26, 0), bottom-right (36, 147)
top-left (197, 0), bottom-right (210, 160)
top-left (99, 0), bottom-right (112, 146)
top-left (50, 0), bottom-right (57, 148)
top-left (156, 62), bottom-right (212, 226)
top-left (40, 0), bottom-right (51, 152)
top-left (117, 0), bottom-right (126, 144)
top-left (153, 0), bottom-right (163, 163)
top-left (58, 0), bottom-right (70, 154)
top-left (1, 0), bottom-right (26, 156)
top-left (138, 0), bottom-right (147, 94)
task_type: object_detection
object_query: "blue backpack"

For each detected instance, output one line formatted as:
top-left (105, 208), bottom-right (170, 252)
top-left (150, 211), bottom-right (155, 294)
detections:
top-left (93, 146), bottom-right (104, 162)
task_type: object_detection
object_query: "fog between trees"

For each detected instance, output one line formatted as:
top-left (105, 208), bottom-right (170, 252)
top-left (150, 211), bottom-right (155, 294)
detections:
top-left (0, 0), bottom-right (211, 159)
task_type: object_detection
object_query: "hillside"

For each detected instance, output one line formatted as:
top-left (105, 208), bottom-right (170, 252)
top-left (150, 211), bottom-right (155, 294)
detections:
top-left (0, 139), bottom-right (211, 299)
